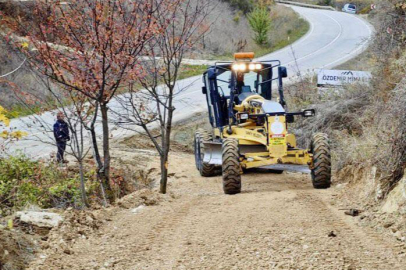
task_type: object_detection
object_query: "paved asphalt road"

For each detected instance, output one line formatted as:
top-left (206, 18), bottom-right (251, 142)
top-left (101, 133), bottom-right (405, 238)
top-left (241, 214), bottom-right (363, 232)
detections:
top-left (8, 5), bottom-right (373, 159)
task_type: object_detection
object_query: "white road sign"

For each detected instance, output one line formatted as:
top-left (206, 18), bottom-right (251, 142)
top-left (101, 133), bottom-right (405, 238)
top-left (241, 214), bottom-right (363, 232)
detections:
top-left (317, 69), bottom-right (372, 86)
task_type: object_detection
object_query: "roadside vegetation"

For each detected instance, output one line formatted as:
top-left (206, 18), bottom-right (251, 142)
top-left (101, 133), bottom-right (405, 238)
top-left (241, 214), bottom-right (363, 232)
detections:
top-left (0, 153), bottom-right (157, 215)
top-left (0, 155), bottom-right (96, 214)
top-left (284, 0), bottom-right (406, 239)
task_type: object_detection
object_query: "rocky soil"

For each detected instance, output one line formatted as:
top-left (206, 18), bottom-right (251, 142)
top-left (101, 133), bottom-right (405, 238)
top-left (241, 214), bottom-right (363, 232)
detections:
top-left (24, 151), bottom-right (406, 270)
top-left (0, 228), bottom-right (37, 270)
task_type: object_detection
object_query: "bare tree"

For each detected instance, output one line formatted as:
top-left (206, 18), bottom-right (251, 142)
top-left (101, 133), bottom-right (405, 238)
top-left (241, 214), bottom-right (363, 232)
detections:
top-left (113, 0), bottom-right (213, 194)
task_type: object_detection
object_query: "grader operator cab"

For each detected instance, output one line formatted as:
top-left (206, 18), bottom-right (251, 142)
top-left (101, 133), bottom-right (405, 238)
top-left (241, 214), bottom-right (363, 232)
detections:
top-left (194, 52), bottom-right (331, 194)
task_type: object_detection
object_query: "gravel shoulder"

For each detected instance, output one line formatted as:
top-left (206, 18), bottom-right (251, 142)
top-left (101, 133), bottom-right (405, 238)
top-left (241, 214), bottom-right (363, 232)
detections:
top-left (28, 152), bottom-right (406, 270)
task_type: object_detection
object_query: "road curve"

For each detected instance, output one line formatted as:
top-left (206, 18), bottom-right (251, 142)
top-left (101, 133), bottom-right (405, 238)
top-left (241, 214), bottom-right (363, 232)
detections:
top-left (9, 5), bottom-right (373, 158)
top-left (263, 5), bottom-right (373, 72)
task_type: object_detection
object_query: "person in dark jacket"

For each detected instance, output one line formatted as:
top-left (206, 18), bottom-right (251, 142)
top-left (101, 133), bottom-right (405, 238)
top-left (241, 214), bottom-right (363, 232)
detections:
top-left (53, 112), bottom-right (70, 163)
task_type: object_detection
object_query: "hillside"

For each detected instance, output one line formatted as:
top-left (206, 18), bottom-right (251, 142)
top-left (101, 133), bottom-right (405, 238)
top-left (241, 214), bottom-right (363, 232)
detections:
top-left (284, 0), bottom-right (406, 250)
top-left (198, 1), bottom-right (308, 58)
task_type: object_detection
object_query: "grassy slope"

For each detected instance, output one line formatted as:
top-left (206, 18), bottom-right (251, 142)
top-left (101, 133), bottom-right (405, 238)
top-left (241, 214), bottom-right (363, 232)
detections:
top-left (257, 4), bottom-right (310, 57)
top-left (335, 49), bottom-right (376, 71)
top-left (177, 65), bottom-right (209, 80)
top-left (256, 15), bottom-right (309, 56)
top-left (208, 4), bottom-right (310, 60)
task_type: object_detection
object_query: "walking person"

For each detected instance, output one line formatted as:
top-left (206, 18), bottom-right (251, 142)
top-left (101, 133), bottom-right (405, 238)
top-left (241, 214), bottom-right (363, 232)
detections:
top-left (53, 112), bottom-right (70, 163)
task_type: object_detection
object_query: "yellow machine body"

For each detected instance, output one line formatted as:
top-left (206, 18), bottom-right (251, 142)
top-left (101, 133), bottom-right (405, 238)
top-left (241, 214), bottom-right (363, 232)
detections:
top-left (197, 52), bottom-right (331, 193)
top-left (212, 115), bottom-right (313, 170)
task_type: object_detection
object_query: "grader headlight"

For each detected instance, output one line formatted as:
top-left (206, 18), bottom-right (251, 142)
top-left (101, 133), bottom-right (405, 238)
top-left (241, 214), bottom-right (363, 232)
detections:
top-left (232, 63), bottom-right (247, 72)
top-left (238, 63), bottom-right (247, 72)
top-left (232, 62), bottom-right (262, 72)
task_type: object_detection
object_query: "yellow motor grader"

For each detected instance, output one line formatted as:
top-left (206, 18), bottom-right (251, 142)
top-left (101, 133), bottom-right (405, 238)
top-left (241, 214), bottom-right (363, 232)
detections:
top-left (194, 52), bottom-right (331, 194)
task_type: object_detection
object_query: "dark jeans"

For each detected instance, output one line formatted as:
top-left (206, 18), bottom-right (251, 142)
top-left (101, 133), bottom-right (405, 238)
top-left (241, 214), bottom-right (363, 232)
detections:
top-left (56, 141), bottom-right (67, 162)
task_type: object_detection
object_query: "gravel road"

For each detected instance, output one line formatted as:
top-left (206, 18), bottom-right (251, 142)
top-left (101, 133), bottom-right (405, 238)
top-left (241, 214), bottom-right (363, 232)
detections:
top-left (29, 152), bottom-right (405, 270)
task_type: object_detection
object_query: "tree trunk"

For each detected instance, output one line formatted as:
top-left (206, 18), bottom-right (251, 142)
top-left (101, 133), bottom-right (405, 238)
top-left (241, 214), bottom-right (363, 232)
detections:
top-left (90, 126), bottom-right (103, 170)
top-left (100, 103), bottom-right (111, 196)
top-left (160, 103), bottom-right (174, 194)
top-left (89, 125), bottom-right (109, 199)
top-left (78, 160), bottom-right (89, 208)
top-left (160, 151), bottom-right (169, 194)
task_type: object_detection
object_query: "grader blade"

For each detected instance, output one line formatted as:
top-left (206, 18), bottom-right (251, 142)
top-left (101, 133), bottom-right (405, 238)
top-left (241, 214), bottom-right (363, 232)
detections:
top-left (262, 164), bottom-right (311, 174)
top-left (202, 142), bottom-right (222, 165)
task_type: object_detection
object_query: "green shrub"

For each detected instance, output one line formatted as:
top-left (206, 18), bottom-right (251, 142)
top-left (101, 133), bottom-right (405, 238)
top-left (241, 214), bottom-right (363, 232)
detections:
top-left (0, 156), bottom-right (39, 211)
top-left (0, 155), bottom-right (97, 215)
top-left (247, 6), bottom-right (272, 45)
top-left (49, 177), bottom-right (83, 208)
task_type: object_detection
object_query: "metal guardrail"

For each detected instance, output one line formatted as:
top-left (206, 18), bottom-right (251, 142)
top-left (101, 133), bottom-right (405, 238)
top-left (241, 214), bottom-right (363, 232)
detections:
top-left (275, 0), bottom-right (336, 11)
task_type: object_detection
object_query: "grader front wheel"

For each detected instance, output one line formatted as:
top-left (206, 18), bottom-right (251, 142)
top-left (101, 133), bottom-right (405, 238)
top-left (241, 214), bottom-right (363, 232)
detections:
top-left (222, 138), bottom-right (242, 195)
top-left (194, 129), bottom-right (216, 177)
top-left (311, 133), bottom-right (332, 189)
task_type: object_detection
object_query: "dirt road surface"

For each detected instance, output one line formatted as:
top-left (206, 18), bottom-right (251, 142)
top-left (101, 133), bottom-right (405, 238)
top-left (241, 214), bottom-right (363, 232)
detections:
top-left (29, 152), bottom-right (406, 270)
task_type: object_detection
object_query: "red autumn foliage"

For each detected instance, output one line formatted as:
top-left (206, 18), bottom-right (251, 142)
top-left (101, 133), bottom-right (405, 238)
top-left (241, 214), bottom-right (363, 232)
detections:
top-left (3, 0), bottom-right (183, 197)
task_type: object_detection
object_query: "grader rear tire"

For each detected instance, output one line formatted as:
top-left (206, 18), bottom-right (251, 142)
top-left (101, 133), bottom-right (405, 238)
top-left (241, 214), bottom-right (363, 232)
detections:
top-left (311, 133), bottom-right (331, 189)
top-left (194, 129), bottom-right (216, 177)
top-left (222, 138), bottom-right (242, 195)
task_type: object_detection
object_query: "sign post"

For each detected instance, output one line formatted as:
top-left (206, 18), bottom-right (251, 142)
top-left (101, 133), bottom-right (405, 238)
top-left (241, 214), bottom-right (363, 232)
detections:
top-left (317, 69), bottom-right (372, 87)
